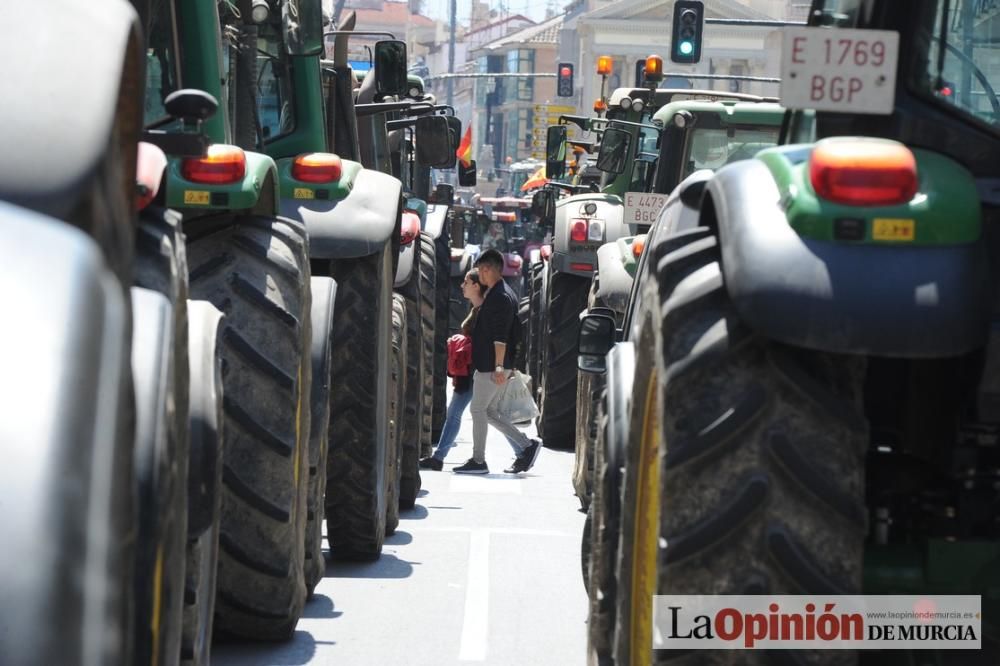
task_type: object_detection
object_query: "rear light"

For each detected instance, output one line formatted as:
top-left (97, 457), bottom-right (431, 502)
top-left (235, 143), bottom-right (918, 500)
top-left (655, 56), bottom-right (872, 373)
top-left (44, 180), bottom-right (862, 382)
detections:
top-left (570, 262), bottom-right (594, 272)
top-left (631, 235), bottom-right (646, 259)
top-left (809, 138), bottom-right (918, 207)
top-left (540, 245), bottom-right (552, 260)
top-left (506, 254), bottom-right (522, 269)
top-left (181, 144), bottom-right (246, 185)
top-left (400, 211), bottom-right (421, 245)
top-left (292, 152), bottom-right (343, 183)
top-left (588, 220), bottom-right (604, 242)
top-left (570, 219), bottom-right (587, 242)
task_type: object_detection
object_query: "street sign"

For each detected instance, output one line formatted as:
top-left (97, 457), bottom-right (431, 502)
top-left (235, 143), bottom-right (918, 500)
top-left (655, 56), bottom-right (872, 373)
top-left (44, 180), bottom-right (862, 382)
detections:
top-left (533, 104), bottom-right (576, 114)
top-left (623, 192), bottom-right (669, 226)
top-left (780, 27), bottom-right (899, 115)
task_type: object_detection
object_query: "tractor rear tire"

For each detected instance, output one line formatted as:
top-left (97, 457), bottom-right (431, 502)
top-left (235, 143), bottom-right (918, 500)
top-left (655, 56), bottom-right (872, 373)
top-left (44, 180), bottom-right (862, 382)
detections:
top-left (304, 277), bottom-right (336, 595)
top-left (187, 214), bottom-right (311, 640)
top-left (326, 245), bottom-right (393, 561)
top-left (399, 295), bottom-right (423, 509)
top-left (432, 230), bottom-right (451, 447)
top-left (418, 232), bottom-right (437, 456)
top-left (539, 272), bottom-right (589, 449)
top-left (572, 276), bottom-right (611, 510)
top-left (180, 301), bottom-right (224, 666)
top-left (386, 294), bottom-right (407, 534)
top-left (132, 207), bottom-right (190, 665)
top-left (526, 262), bottom-right (544, 403)
top-left (616, 231), bottom-right (867, 666)
top-left (516, 295), bottom-right (529, 372)
top-left (449, 275), bottom-right (467, 335)
top-left (586, 397), bottom-right (618, 665)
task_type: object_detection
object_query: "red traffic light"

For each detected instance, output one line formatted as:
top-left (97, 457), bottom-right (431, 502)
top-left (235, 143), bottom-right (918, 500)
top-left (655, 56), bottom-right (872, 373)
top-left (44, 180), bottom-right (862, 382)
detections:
top-left (560, 65), bottom-right (572, 77)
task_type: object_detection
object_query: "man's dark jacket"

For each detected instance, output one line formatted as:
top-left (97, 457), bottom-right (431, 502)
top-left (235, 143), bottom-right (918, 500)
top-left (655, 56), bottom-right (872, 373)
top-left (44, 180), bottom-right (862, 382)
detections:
top-left (471, 280), bottom-right (519, 372)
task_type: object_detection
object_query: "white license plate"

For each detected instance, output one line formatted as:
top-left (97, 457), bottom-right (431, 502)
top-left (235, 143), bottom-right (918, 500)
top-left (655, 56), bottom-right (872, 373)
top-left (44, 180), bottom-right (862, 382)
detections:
top-left (623, 192), bottom-right (669, 226)
top-left (780, 27), bottom-right (899, 115)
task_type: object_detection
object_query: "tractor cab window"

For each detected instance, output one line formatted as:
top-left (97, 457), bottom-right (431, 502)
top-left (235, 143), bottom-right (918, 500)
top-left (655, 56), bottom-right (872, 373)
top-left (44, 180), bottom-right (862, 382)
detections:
top-left (912, 0), bottom-right (1000, 130)
top-left (257, 25), bottom-right (296, 140)
top-left (683, 126), bottom-right (780, 177)
top-left (143, 0), bottom-right (181, 127)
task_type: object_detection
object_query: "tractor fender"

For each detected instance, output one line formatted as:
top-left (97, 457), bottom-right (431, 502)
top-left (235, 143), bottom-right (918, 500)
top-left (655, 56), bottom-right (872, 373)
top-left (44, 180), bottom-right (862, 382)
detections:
top-left (657, 169), bottom-right (714, 237)
top-left (167, 151), bottom-right (280, 214)
top-left (552, 193), bottom-right (623, 278)
top-left (708, 159), bottom-right (990, 357)
top-left (0, 0), bottom-right (142, 221)
top-left (394, 239), bottom-right (416, 288)
top-left (594, 242), bottom-right (634, 314)
top-left (0, 202), bottom-right (130, 666)
top-left (185, 300), bottom-right (224, 538)
top-left (450, 248), bottom-right (473, 278)
top-left (603, 341), bottom-right (635, 479)
top-left (424, 203), bottom-right (449, 240)
top-left (281, 167), bottom-right (403, 259)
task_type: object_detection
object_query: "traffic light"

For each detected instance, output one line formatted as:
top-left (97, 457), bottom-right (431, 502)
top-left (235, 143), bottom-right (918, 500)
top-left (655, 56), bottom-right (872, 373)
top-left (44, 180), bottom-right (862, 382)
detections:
top-left (671, 0), bottom-right (704, 64)
top-left (557, 62), bottom-right (574, 97)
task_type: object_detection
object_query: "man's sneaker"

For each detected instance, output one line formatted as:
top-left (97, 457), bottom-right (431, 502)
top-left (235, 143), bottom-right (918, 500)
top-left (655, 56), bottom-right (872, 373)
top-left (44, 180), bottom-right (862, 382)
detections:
top-left (503, 457), bottom-right (530, 474)
top-left (453, 459), bottom-right (489, 474)
top-left (521, 439), bottom-right (542, 470)
top-left (419, 456), bottom-right (443, 471)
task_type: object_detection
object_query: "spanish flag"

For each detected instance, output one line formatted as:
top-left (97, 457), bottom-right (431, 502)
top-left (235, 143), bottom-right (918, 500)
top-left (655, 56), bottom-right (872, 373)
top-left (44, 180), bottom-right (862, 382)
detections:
top-left (520, 165), bottom-right (548, 192)
top-left (456, 125), bottom-right (472, 167)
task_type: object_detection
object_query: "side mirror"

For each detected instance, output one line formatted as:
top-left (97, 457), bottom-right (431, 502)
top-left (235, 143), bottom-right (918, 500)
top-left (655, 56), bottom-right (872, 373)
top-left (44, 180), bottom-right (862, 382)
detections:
top-left (546, 125), bottom-right (567, 181)
top-left (284, 0), bottom-right (324, 56)
top-left (374, 40), bottom-right (408, 97)
top-left (578, 314), bottom-right (616, 373)
top-left (458, 160), bottom-right (477, 186)
top-left (445, 116), bottom-right (462, 154)
top-left (531, 189), bottom-right (556, 221)
top-left (414, 115), bottom-right (454, 167)
top-left (596, 127), bottom-right (632, 175)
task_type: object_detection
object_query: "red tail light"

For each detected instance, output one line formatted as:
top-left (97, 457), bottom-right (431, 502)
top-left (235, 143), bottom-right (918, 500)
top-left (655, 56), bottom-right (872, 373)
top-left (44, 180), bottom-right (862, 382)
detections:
top-left (570, 219), bottom-right (587, 242)
top-left (400, 211), bottom-right (421, 245)
top-left (181, 144), bottom-right (246, 185)
top-left (292, 152), bottom-right (343, 183)
top-left (506, 254), bottom-right (522, 269)
top-left (809, 138), bottom-right (918, 207)
top-left (540, 245), bottom-right (552, 260)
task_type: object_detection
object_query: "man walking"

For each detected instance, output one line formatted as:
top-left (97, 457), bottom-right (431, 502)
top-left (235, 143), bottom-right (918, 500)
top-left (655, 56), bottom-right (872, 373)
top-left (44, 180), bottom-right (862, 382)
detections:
top-left (453, 249), bottom-right (541, 475)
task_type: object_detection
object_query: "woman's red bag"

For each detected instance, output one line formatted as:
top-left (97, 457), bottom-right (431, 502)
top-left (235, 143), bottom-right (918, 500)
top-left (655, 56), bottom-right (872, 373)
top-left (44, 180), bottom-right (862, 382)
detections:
top-left (447, 334), bottom-right (472, 377)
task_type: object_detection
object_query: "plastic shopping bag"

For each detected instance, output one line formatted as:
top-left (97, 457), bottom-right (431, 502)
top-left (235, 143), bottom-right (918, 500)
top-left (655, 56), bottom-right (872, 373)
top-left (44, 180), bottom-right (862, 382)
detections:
top-left (493, 371), bottom-right (539, 424)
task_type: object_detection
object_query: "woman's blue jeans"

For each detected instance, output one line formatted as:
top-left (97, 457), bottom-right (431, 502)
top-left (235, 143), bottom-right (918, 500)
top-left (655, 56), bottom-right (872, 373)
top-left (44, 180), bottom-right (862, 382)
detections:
top-left (431, 388), bottom-right (521, 461)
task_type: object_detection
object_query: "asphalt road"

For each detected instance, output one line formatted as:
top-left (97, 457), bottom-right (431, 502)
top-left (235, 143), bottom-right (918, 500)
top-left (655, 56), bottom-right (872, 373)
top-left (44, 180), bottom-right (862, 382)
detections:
top-left (213, 399), bottom-right (588, 666)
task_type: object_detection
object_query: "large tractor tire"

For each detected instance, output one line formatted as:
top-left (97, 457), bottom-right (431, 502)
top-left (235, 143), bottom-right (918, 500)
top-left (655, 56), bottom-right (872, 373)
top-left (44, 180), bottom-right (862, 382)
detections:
top-left (515, 295), bottom-right (529, 372)
top-left (386, 295), bottom-right (407, 533)
top-left (399, 294), bottom-right (424, 509)
top-left (526, 261), bottom-right (545, 402)
top-left (326, 244), bottom-right (393, 560)
top-left (432, 228), bottom-right (451, 447)
top-left (187, 214), bottom-right (311, 640)
top-left (449, 275), bottom-right (467, 335)
top-left (586, 397), bottom-right (619, 664)
top-left (181, 301), bottom-right (224, 666)
top-left (304, 277), bottom-right (337, 595)
top-left (0, 210), bottom-right (134, 666)
top-left (613, 229), bottom-right (867, 666)
top-left (132, 207), bottom-right (191, 666)
top-left (572, 276), bottom-right (611, 511)
top-left (418, 232), bottom-right (437, 455)
top-left (538, 271), bottom-right (589, 449)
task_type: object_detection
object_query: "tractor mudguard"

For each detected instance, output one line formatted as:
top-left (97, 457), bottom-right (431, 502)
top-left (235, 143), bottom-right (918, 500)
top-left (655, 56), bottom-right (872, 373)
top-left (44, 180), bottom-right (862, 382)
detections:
top-left (424, 203), bottom-right (448, 240)
top-left (656, 169), bottom-right (714, 238)
top-left (603, 341), bottom-right (635, 478)
top-left (552, 193), bottom-right (624, 278)
top-left (0, 0), bottom-right (141, 221)
top-left (186, 300), bottom-right (224, 537)
top-left (450, 249), bottom-right (472, 279)
top-left (394, 239), bottom-right (416, 289)
top-left (594, 242), bottom-right (633, 314)
top-left (0, 203), bottom-right (130, 666)
top-left (707, 159), bottom-right (991, 357)
top-left (281, 167), bottom-right (403, 260)
top-left (166, 151), bottom-right (279, 213)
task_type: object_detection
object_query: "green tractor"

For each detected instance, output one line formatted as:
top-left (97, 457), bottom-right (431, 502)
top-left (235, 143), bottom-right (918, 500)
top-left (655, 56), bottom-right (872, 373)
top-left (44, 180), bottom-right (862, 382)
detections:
top-left (569, 97), bottom-right (785, 510)
top-left (527, 73), bottom-right (779, 450)
top-left (578, 0), bottom-right (1000, 663)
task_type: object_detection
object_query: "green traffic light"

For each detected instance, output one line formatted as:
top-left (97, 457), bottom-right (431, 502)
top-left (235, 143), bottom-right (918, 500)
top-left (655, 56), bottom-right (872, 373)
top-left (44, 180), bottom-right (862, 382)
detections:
top-left (679, 41), bottom-right (694, 56)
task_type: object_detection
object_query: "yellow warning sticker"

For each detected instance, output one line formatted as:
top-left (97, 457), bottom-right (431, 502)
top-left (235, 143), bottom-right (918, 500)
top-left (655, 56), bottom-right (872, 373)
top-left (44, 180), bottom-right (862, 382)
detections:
top-left (294, 188), bottom-right (315, 200)
top-left (872, 218), bottom-right (915, 242)
top-left (183, 190), bottom-right (210, 205)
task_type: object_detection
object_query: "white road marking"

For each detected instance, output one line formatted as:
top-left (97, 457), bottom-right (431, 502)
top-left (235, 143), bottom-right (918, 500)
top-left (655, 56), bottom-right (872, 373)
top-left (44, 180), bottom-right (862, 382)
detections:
top-left (459, 529), bottom-right (491, 661)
